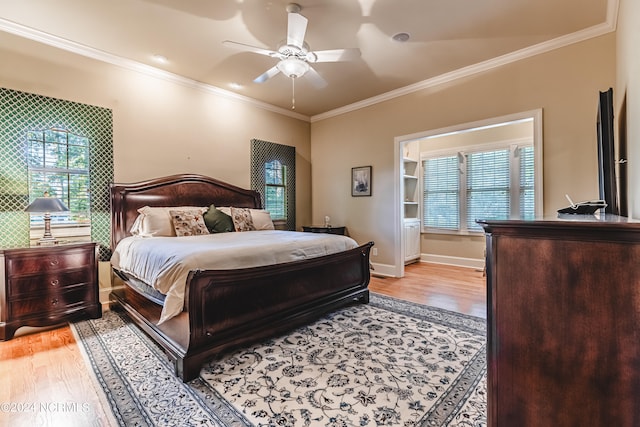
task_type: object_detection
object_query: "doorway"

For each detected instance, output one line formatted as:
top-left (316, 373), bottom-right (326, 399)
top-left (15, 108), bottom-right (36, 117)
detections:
top-left (394, 109), bottom-right (543, 277)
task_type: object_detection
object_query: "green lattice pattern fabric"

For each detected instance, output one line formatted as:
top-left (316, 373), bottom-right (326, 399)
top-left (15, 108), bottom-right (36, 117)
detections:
top-left (0, 88), bottom-right (113, 259)
top-left (250, 139), bottom-right (296, 231)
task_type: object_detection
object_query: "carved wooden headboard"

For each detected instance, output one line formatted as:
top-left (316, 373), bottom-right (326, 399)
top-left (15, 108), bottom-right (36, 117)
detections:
top-left (110, 174), bottom-right (262, 249)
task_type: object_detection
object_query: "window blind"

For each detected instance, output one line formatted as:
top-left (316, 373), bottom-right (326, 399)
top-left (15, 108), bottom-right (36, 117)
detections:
top-left (519, 146), bottom-right (535, 219)
top-left (423, 155), bottom-right (459, 230)
top-left (264, 160), bottom-right (286, 220)
top-left (466, 149), bottom-right (510, 230)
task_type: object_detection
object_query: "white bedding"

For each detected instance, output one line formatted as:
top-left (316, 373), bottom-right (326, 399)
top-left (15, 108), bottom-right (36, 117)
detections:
top-left (111, 230), bottom-right (359, 324)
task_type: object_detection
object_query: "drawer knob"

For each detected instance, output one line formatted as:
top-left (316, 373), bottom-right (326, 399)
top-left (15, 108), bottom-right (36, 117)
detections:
top-left (49, 259), bottom-right (59, 266)
top-left (50, 279), bottom-right (59, 286)
top-left (51, 298), bottom-right (59, 306)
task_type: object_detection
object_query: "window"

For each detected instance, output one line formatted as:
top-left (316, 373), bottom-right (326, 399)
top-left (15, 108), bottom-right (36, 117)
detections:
top-left (27, 128), bottom-right (90, 227)
top-left (250, 139), bottom-right (296, 230)
top-left (423, 144), bottom-right (535, 233)
top-left (264, 160), bottom-right (286, 220)
top-left (423, 155), bottom-right (459, 230)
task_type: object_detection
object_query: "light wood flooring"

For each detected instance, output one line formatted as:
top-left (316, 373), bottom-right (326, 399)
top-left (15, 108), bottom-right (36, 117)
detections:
top-left (369, 262), bottom-right (486, 319)
top-left (0, 262), bottom-right (486, 426)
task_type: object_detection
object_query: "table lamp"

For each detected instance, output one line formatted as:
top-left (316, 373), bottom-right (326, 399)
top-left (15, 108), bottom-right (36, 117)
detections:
top-left (25, 193), bottom-right (69, 245)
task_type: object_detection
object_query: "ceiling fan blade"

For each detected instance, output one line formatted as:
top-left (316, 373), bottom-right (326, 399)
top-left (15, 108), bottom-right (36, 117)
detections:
top-left (287, 12), bottom-right (308, 48)
top-left (310, 48), bottom-right (361, 63)
top-left (305, 66), bottom-right (327, 89)
top-left (254, 65), bottom-right (281, 83)
top-left (223, 40), bottom-right (279, 58)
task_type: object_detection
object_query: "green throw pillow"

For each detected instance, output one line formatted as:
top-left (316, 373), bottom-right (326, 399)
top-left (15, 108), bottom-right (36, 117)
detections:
top-left (203, 204), bottom-right (234, 233)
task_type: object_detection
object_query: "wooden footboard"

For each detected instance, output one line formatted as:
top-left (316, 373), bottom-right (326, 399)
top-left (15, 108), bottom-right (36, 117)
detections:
top-left (111, 241), bottom-right (373, 382)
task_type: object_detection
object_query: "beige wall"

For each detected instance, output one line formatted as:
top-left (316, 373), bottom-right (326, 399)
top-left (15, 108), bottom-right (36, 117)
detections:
top-left (0, 31), bottom-right (312, 228)
top-left (311, 34), bottom-right (616, 270)
top-left (616, 0), bottom-right (640, 219)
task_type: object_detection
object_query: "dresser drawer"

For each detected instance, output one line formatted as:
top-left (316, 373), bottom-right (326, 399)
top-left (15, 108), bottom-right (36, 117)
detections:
top-left (6, 249), bottom-right (94, 276)
top-left (8, 268), bottom-right (92, 298)
top-left (9, 285), bottom-right (91, 319)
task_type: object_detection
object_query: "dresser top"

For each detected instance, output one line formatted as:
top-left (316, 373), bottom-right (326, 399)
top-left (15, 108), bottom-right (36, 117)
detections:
top-left (478, 214), bottom-right (640, 241)
top-left (0, 241), bottom-right (97, 255)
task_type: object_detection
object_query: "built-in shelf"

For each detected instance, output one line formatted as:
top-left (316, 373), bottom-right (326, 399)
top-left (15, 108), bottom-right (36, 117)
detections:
top-left (403, 156), bottom-right (420, 220)
top-left (402, 150), bottom-right (421, 264)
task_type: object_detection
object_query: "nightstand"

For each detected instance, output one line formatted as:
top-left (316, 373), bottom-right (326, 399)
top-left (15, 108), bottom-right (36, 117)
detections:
top-left (0, 242), bottom-right (101, 340)
top-left (302, 225), bottom-right (346, 235)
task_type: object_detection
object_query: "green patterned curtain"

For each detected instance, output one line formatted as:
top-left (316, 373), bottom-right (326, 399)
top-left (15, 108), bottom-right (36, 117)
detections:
top-left (0, 88), bottom-right (113, 260)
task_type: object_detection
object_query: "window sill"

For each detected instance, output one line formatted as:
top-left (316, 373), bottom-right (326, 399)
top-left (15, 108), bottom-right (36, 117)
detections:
top-left (30, 225), bottom-right (91, 240)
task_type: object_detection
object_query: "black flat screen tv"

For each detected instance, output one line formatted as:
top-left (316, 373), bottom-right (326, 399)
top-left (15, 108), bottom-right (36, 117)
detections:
top-left (597, 88), bottom-right (618, 215)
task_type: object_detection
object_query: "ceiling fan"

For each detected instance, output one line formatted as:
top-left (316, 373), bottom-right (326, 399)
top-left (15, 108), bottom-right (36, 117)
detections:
top-left (223, 3), bottom-right (360, 108)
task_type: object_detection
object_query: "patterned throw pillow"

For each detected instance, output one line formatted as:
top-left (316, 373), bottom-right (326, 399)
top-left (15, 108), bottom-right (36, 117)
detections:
top-left (230, 207), bottom-right (255, 232)
top-left (169, 210), bottom-right (210, 237)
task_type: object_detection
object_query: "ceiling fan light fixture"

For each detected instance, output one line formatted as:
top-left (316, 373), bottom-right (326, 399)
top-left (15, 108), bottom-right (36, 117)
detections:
top-left (277, 57), bottom-right (309, 78)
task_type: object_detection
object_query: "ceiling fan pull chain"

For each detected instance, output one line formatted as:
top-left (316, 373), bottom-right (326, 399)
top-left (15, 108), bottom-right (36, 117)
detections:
top-left (291, 76), bottom-right (296, 110)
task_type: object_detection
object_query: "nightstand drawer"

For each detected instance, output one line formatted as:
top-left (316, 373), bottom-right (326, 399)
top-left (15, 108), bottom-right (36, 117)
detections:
top-left (8, 268), bottom-right (92, 298)
top-left (6, 250), bottom-right (93, 276)
top-left (10, 285), bottom-right (90, 318)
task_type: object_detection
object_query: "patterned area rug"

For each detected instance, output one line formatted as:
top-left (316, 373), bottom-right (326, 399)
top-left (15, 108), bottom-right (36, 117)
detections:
top-left (72, 294), bottom-right (487, 427)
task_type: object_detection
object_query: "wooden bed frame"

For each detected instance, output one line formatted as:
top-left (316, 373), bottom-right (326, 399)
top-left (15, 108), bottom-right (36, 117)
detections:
top-left (109, 174), bottom-right (373, 381)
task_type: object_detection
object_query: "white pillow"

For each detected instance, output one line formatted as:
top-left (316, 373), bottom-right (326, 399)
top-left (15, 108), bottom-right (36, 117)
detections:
top-left (250, 209), bottom-right (275, 230)
top-left (131, 206), bottom-right (207, 237)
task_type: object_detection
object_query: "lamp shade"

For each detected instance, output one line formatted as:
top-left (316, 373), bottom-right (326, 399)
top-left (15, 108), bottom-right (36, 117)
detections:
top-left (25, 197), bottom-right (69, 213)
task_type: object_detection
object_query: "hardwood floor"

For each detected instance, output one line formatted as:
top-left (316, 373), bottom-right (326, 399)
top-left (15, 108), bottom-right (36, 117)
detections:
top-left (0, 262), bottom-right (487, 426)
top-left (0, 325), bottom-right (113, 427)
top-left (369, 261), bottom-right (487, 319)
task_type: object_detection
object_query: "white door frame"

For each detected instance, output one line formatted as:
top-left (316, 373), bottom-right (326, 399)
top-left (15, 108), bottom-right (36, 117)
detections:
top-left (393, 109), bottom-right (543, 278)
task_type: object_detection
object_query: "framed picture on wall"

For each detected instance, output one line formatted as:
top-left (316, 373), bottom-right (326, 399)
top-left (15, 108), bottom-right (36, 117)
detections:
top-left (352, 166), bottom-right (372, 197)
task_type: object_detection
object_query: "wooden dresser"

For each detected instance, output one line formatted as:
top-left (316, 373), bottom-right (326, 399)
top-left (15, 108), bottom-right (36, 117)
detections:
top-left (479, 216), bottom-right (640, 427)
top-left (0, 242), bottom-right (101, 340)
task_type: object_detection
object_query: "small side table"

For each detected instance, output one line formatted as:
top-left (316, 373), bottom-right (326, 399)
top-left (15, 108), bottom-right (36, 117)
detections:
top-left (302, 225), bottom-right (346, 235)
top-left (0, 242), bottom-right (101, 340)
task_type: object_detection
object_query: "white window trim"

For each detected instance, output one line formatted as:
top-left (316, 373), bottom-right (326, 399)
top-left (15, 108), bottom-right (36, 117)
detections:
top-left (421, 137), bottom-right (535, 235)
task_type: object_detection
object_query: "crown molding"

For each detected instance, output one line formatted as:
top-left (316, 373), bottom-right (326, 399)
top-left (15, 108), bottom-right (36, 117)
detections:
top-left (0, 17), bottom-right (310, 122)
top-left (0, 0), bottom-right (618, 125)
top-left (311, 0), bottom-right (619, 123)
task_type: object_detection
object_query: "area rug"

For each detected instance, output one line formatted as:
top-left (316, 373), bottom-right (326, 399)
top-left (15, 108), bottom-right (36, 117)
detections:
top-left (71, 294), bottom-right (487, 427)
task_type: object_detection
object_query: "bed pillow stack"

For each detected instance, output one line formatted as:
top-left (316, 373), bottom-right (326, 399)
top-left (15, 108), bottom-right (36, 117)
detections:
top-left (130, 205), bottom-right (275, 236)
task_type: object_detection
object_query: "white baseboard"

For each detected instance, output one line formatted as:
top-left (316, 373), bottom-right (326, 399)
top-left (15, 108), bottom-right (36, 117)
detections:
top-left (370, 262), bottom-right (397, 278)
top-left (421, 253), bottom-right (485, 270)
top-left (371, 254), bottom-right (483, 279)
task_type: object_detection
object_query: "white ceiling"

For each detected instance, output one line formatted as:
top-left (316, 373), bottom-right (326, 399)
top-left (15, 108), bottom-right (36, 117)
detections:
top-left (0, 0), bottom-right (615, 119)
